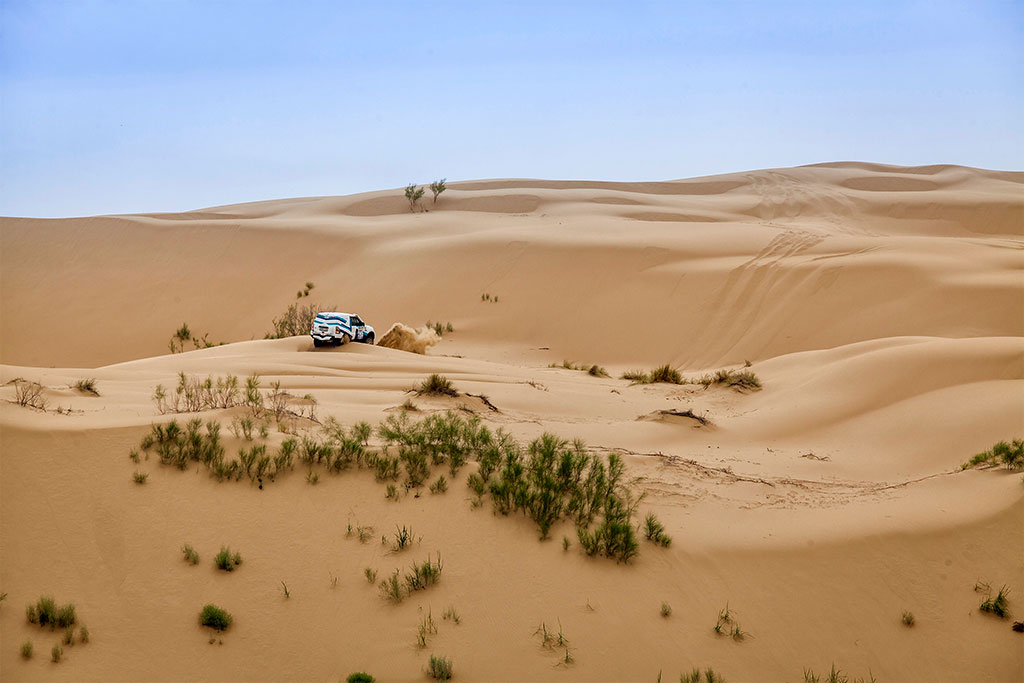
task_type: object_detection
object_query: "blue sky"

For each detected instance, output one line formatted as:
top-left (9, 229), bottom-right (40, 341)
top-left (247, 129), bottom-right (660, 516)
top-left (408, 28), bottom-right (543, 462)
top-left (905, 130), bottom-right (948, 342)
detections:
top-left (1, 1), bottom-right (1021, 217)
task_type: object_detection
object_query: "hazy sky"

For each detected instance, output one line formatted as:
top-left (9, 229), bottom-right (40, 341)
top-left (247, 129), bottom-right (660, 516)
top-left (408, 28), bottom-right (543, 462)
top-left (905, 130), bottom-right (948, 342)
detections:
top-left (1, 0), bottom-right (1021, 217)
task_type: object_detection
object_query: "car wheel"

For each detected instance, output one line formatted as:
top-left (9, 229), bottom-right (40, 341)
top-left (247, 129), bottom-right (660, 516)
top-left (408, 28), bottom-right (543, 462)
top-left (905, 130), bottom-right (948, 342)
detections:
top-left (338, 333), bottom-right (351, 346)
top-left (365, 333), bottom-right (375, 345)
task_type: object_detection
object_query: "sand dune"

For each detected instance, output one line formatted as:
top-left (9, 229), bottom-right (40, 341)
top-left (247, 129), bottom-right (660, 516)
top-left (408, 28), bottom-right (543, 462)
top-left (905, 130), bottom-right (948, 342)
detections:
top-left (1, 163), bottom-right (1022, 681)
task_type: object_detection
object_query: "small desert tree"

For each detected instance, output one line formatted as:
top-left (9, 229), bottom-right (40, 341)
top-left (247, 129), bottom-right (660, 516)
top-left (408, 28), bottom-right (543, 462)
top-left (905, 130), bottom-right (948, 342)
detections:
top-left (405, 184), bottom-right (425, 212)
top-left (429, 178), bottom-right (447, 204)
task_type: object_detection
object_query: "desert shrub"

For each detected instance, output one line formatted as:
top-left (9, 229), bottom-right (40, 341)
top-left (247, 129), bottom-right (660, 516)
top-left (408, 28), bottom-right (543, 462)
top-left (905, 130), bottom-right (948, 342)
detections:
top-left (20, 640), bottom-right (33, 659)
top-left (691, 368), bottom-right (762, 391)
top-left (430, 475), bottom-right (448, 494)
top-left (405, 184), bottom-right (425, 211)
top-left (417, 374), bottom-right (458, 396)
top-left (74, 378), bottom-right (99, 395)
top-left (51, 644), bottom-right (62, 663)
top-left (643, 512), bottom-right (672, 547)
top-left (649, 365), bottom-right (683, 384)
top-left (661, 601), bottom-right (672, 617)
top-left (14, 380), bottom-right (47, 410)
top-left (79, 625), bottom-right (89, 643)
top-left (427, 654), bottom-right (453, 680)
top-left (133, 471), bottom-right (149, 484)
top-left (379, 570), bottom-right (404, 603)
top-left (266, 301), bottom-right (330, 339)
top-left (901, 610), bottom-right (915, 626)
top-left (429, 179), bottom-right (447, 204)
top-left (182, 544), bottom-right (200, 565)
top-left (364, 567), bottom-right (378, 584)
top-left (27, 596), bottom-right (74, 629)
top-left (347, 674), bottom-right (375, 683)
top-left (214, 546), bottom-right (242, 572)
top-left (62, 626), bottom-right (74, 645)
top-left (199, 604), bottom-right (233, 631)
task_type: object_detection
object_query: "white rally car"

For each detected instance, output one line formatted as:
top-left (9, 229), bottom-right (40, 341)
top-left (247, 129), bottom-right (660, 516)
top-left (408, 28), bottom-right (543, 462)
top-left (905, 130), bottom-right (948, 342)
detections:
top-left (310, 312), bottom-right (375, 347)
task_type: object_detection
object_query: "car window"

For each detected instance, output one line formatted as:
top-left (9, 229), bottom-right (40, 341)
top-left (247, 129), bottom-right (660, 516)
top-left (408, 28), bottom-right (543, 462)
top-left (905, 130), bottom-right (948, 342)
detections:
top-left (351, 317), bottom-right (363, 326)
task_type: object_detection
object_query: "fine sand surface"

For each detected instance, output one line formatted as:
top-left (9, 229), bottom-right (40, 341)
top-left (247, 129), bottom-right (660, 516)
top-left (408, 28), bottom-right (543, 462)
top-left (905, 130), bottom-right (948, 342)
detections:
top-left (1, 163), bottom-right (1022, 682)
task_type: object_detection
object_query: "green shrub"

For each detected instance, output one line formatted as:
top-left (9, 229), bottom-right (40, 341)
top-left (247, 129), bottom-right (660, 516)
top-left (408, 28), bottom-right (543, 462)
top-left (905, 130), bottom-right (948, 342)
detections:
top-left (405, 554), bottom-right (443, 592)
top-left (429, 475), bottom-right (448, 494)
top-left (199, 604), bottom-right (233, 631)
top-left (347, 674), bottom-right (375, 683)
top-left (133, 471), bottom-right (148, 484)
top-left (427, 654), bottom-right (453, 680)
top-left (214, 546), bottom-right (242, 571)
top-left (20, 640), bottom-right (32, 659)
top-left (643, 512), bottom-right (672, 547)
top-left (379, 570), bottom-right (404, 603)
top-left (364, 567), bottom-right (378, 584)
top-left (79, 625), bottom-right (89, 643)
top-left (62, 626), bottom-right (74, 645)
top-left (661, 601), bottom-right (672, 617)
top-left (405, 184), bottom-right (425, 211)
top-left (429, 179), bottom-right (447, 204)
top-left (681, 670), bottom-right (725, 683)
top-left (51, 644), bottom-right (62, 663)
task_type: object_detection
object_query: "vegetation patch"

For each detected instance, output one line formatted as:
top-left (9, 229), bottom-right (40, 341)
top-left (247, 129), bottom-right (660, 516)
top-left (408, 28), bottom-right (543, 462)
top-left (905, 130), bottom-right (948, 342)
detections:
top-left (199, 604), bottom-right (233, 631)
top-left (550, 360), bottom-right (609, 378)
top-left (962, 439), bottom-right (1024, 470)
top-left (13, 380), bottom-right (47, 410)
top-left (416, 374), bottom-right (458, 397)
top-left (643, 512), bottom-right (672, 547)
top-left (26, 596), bottom-right (76, 629)
top-left (214, 546), bottom-right (243, 572)
top-left (427, 654), bottom-right (453, 680)
top-left (74, 378), bottom-right (99, 395)
top-left (802, 665), bottom-right (875, 683)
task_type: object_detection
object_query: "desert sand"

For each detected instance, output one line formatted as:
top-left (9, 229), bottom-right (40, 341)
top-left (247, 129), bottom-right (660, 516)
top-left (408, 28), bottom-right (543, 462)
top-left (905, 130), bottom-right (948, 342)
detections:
top-left (1, 162), bottom-right (1022, 682)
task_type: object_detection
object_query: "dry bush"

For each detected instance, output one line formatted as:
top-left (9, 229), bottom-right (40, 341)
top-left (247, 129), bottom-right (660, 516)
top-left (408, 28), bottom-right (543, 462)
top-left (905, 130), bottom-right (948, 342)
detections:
top-left (14, 380), bottom-right (47, 410)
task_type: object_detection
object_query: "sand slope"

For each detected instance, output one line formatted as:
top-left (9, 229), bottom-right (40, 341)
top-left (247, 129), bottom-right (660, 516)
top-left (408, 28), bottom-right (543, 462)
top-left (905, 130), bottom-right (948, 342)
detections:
top-left (1, 163), bottom-right (1022, 682)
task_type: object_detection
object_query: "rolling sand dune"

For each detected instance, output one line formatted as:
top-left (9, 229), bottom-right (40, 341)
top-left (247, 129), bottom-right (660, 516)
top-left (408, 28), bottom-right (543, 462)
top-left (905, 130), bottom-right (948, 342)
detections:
top-left (1, 163), bottom-right (1022, 681)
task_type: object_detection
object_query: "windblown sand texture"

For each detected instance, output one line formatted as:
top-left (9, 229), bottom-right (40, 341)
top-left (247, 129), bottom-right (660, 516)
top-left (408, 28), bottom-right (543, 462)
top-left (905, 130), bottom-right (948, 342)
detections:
top-left (1, 162), bottom-right (1022, 681)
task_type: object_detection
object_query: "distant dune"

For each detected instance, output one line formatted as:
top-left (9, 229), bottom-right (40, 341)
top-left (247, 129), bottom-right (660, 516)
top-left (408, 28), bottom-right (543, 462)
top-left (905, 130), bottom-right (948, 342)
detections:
top-left (1, 164), bottom-right (1021, 681)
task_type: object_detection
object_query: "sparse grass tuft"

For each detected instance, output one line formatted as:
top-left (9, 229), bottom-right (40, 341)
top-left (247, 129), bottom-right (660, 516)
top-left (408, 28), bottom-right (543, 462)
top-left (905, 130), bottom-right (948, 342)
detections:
top-left (74, 378), bottom-right (99, 395)
top-left (442, 606), bottom-right (461, 624)
top-left (281, 581), bottom-right (290, 598)
top-left (643, 512), bottom-right (672, 547)
top-left (391, 525), bottom-right (415, 552)
top-left (427, 654), bottom-right (453, 680)
top-left (182, 544), bottom-right (200, 565)
top-left (901, 610), bottom-right (915, 627)
top-left (379, 570), bottom-right (404, 603)
top-left (979, 584), bottom-right (1010, 618)
top-left (199, 604), bottom-right (233, 631)
top-left (133, 471), bottom-right (149, 484)
top-left (417, 374), bottom-right (458, 397)
top-left (551, 360), bottom-right (609, 377)
top-left (661, 601), bottom-right (672, 617)
top-left (648, 364), bottom-right (682, 384)
top-left (51, 644), bottom-right (62, 663)
top-left (802, 664), bottom-right (876, 683)
top-left (21, 640), bottom-right (33, 659)
top-left (429, 475), bottom-right (448, 494)
top-left (79, 625), bottom-right (89, 643)
top-left (620, 370), bottom-right (649, 383)
top-left (364, 567), bottom-right (378, 584)
top-left (214, 547), bottom-right (242, 572)
top-left (62, 626), bottom-right (74, 645)
top-left (681, 670), bottom-right (725, 683)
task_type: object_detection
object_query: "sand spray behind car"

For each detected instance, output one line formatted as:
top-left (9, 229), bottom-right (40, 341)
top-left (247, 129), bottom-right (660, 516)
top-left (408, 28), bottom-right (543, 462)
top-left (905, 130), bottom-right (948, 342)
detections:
top-left (377, 323), bottom-right (441, 354)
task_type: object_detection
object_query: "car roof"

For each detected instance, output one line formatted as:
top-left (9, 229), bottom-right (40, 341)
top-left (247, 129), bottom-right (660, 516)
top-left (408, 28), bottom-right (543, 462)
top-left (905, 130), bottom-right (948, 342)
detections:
top-left (315, 311), bottom-right (355, 318)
